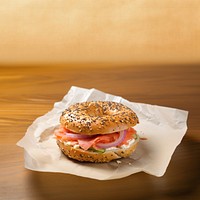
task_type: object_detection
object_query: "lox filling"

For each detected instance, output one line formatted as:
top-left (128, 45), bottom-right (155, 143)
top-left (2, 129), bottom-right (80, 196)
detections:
top-left (54, 126), bottom-right (137, 152)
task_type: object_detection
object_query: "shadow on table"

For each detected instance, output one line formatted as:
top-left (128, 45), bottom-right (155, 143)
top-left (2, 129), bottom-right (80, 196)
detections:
top-left (28, 136), bottom-right (200, 200)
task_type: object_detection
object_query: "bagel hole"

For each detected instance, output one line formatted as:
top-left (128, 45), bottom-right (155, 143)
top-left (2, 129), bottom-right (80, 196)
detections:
top-left (87, 111), bottom-right (104, 117)
top-left (86, 107), bottom-right (104, 117)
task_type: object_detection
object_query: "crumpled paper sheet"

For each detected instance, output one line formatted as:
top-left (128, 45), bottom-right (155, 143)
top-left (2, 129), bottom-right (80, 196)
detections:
top-left (17, 86), bottom-right (188, 180)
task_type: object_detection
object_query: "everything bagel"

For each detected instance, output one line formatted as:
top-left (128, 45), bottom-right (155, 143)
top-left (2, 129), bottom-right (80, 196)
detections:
top-left (55, 101), bottom-right (140, 163)
top-left (60, 101), bottom-right (139, 135)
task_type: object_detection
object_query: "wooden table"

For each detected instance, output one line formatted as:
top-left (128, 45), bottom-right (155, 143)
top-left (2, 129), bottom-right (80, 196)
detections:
top-left (0, 64), bottom-right (199, 200)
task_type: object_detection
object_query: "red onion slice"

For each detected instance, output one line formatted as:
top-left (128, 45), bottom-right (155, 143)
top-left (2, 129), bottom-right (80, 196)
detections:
top-left (65, 132), bottom-right (94, 140)
top-left (95, 130), bottom-right (127, 149)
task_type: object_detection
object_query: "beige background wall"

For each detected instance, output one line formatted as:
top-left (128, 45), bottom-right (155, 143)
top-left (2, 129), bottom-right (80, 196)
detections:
top-left (0, 0), bottom-right (200, 65)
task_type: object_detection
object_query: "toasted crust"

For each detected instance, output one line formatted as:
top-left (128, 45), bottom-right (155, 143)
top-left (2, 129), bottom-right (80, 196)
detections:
top-left (60, 101), bottom-right (139, 135)
top-left (57, 136), bottom-right (139, 163)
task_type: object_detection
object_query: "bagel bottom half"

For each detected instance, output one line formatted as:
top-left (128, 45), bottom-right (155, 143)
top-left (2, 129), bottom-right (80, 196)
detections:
top-left (57, 136), bottom-right (139, 163)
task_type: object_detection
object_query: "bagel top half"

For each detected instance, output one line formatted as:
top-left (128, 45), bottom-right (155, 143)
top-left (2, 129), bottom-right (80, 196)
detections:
top-left (60, 101), bottom-right (139, 135)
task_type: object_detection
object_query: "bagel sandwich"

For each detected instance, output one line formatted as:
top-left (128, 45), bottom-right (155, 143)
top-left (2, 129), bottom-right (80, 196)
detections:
top-left (54, 101), bottom-right (139, 163)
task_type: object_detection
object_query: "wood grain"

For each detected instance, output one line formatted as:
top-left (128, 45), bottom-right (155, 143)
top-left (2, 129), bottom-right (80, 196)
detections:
top-left (0, 64), bottom-right (199, 200)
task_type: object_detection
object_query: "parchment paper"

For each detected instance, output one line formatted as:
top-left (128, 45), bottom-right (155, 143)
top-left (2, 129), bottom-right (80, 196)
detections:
top-left (17, 86), bottom-right (188, 180)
